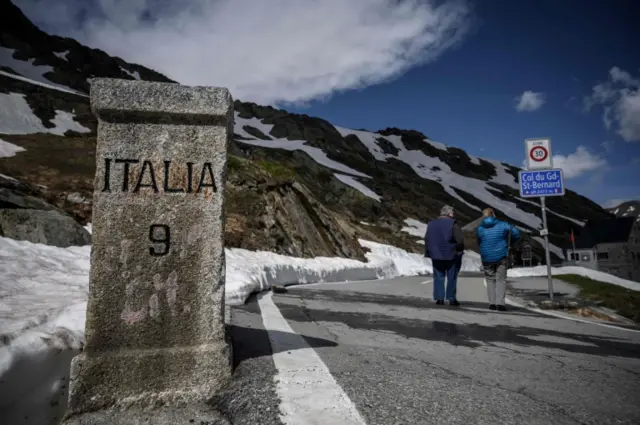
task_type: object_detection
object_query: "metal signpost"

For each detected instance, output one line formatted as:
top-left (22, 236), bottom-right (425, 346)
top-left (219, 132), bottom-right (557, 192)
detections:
top-left (519, 137), bottom-right (564, 301)
top-left (521, 243), bottom-right (532, 267)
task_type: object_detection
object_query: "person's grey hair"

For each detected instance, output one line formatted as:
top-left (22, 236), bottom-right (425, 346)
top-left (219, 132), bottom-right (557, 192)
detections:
top-left (440, 205), bottom-right (454, 217)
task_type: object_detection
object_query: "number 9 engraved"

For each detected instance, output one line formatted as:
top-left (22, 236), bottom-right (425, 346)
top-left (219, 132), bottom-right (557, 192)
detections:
top-left (149, 224), bottom-right (171, 256)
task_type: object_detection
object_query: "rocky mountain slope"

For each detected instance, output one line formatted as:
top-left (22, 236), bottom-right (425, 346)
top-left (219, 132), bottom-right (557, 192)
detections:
top-left (1, 0), bottom-right (614, 263)
top-left (607, 201), bottom-right (640, 222)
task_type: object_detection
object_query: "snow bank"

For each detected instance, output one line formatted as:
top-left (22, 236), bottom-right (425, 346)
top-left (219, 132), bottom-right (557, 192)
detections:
top-left (360, 239), bottom-right (483, 276)
top-left (0, 234), bottom-right (457, 422)
top-left (225, 246), bottom-right (396, 305)
top-left (508, 266), bottom-right (640, 292)
top-left (2, 229), bottom-right (637, 422)
top-left (0, 238), bottom-right (89, 425)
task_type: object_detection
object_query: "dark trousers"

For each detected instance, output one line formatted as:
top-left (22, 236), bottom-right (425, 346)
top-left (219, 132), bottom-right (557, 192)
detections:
top-left (432, 256), bottom-right (462, 301)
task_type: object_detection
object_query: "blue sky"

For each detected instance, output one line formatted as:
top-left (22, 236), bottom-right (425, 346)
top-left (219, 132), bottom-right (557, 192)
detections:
top-left (286, 0), bottom-right (640, 206)
top-left (20, 0), bottom-right (639, 207)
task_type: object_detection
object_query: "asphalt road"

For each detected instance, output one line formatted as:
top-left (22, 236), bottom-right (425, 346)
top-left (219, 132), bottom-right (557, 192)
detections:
top-left (220, 275), bottom-right (640, 425)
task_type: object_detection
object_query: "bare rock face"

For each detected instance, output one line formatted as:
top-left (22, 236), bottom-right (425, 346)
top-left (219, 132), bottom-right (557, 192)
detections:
top-left (224, 156), bottom-right (366, 261)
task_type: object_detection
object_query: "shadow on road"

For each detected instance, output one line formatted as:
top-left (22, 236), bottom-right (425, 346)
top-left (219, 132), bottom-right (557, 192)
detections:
top-left (281, 288), bottom-right (540, 317)
top-left (275, 303), bottom-right (640, 359)
top-left (228, 324), bottom-right (338, 367)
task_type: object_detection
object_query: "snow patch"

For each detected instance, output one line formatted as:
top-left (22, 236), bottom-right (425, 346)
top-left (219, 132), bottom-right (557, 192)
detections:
top-left (0, 48), bottom-right (83, 96)
top-left (235, 114), bottom-right (369, 178)
top-left (428, 139), bottom-right (447, 150)
top-left (334, 173), bottom-right (381, 201)
top-left (48, 111), bottom-right (91, 135)
top-left (517, 197), bottom-right (585, 227)
top-left (401, 218), bottom-right (427, 238)
top-left (0, 138), bottom-right (24, 158)
top-left (0, 92), bottom-right (89, 135)
top-left (0, 70), bottom-right (86, 97)
top-left (53, 50), bottom-right (70, 61)
top-left (334, 127), bottom-right (389, 161)
top-left (120, 66), bottom-right (141, 80)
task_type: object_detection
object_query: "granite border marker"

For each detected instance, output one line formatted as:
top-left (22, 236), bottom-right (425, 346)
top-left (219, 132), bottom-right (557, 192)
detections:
top-left (62, 78), bottom-right (233, 424)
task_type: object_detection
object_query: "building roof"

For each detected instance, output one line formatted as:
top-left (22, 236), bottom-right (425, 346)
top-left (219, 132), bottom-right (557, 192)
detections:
top-left (568, 217), bottom-right (636, 249)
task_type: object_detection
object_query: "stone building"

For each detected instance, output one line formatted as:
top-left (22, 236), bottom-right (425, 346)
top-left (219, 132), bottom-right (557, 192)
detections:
top-left (564, 216), bottom-right (640, 282)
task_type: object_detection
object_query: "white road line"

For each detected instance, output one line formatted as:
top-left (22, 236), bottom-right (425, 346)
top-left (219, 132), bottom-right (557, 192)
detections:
top-left (420, 279), bottom-right (432, 285)
top-left (257, 292), bottom-right (367, 425)
top-left (483, 279), bottom-right (640, 334)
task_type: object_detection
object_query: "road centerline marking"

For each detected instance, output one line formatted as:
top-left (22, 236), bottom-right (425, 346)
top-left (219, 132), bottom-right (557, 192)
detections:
top-left (257, 292), bottom-right (367, 425)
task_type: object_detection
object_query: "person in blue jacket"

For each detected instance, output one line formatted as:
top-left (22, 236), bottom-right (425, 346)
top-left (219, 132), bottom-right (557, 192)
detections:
top-left (476, 208), bottom-right (520, 311)
top-left (424, 205), bottom-right (465, 306)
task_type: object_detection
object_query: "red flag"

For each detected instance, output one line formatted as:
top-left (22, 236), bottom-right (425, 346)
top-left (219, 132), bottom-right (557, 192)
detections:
top-left (569, 229), bottom-right (575, 242)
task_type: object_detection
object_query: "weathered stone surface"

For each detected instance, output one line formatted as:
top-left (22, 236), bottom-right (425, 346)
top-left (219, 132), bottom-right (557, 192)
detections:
top-left (0, 208), bottom-right (91, 247)
top-left (63, 78), bottom-right (233, 424)
top-left (0, 175), bottom-right (91, 247)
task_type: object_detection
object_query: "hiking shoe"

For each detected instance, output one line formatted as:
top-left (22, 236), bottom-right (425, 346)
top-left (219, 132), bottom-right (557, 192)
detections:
top-left (435, 300), bottom-right (444, 305)
top-left (489, 304), bottom-right (497, 310)
top-left (449, 299), bottom-right (460, 307)
top-left (497, 305), bottom-right (508, 312)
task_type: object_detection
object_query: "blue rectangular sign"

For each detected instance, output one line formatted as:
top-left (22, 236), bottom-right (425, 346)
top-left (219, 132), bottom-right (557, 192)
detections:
top-left (519, 169), bottom-right (565, 198)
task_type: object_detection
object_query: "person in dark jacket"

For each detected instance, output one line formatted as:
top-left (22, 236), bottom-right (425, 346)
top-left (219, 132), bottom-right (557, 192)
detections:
top-left (424, 205), bottom-right (465, 306)
top-left (476, 208), bottom-right (520, 311)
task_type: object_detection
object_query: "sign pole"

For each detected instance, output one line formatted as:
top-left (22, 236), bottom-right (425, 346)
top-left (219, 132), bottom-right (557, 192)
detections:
top-left (540, 196), bottom-right (554, 301)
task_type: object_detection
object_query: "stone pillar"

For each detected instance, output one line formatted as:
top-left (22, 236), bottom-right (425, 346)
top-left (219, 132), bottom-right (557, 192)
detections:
top-left (62, 78), bottom-right (233, 424)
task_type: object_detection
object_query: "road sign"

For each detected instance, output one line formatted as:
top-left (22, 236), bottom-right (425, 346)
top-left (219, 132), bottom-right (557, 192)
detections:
top-left (525, 138), bottom-right (553, 170)
top-left (519, 169), bottom-right (565, 198)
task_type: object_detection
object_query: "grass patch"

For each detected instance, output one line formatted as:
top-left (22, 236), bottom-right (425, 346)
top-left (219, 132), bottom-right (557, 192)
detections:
top-left (226, 154), bottom-right (246, 174)
top-left (257, 160), bottom-right (297, 180)
top-left (555, 274), bottom-right (640, 323)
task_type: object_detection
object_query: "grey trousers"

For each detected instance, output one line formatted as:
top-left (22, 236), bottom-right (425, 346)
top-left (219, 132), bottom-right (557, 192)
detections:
top-left (483, 259), bottom-right (507, 305)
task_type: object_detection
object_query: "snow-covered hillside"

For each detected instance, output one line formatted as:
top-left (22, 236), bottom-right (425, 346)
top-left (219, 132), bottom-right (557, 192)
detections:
top-left (1, 64), bottom-right (605, 260)
top-left (608, 200), bottom-right (640, 223)
top-left (235, 114), bottom-right (586, 257)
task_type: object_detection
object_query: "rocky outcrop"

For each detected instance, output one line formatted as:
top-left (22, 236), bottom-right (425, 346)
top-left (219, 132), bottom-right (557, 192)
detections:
top-left (0, 175), bottom-right (91, 247)
top-left (225, 156), bottom-right (366, 260)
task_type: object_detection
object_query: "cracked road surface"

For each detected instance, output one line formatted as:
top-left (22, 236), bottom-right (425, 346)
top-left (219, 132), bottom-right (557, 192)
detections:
top-left (224, 275), bottom-right (640, 425)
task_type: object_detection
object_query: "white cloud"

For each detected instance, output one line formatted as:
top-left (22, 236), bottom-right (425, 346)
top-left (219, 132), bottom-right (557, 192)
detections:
top-left (523, 145), bottom-right (608, 179)
top-left (584, 67), bottom-right (640, 142)
top-left (18, 0), bottom-right (472, 106)
top-left (552, 146), bottom-right (608, 179)
top-left (515, 91), bottom-right (545, 112)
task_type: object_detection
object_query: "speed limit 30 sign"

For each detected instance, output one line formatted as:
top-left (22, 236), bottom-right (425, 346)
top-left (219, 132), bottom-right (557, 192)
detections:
top-left (525, 138), bottom-right (553, 170)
